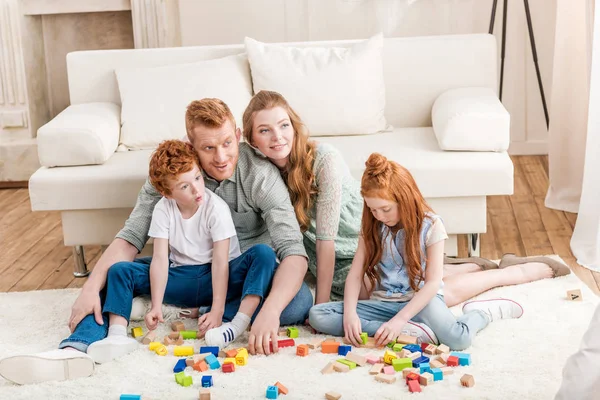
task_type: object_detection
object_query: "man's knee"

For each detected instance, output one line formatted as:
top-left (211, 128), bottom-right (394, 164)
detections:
top-left (106, 261), bottom-right (134, 280)
top-left (280, 283), bottom-right (313, 325)
top-left (249, 244), bottom-right (277, 265)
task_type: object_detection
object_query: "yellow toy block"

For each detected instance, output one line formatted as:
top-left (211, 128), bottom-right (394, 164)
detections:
top-left (383, 350), bottom-right (397, 365)
top-left (173, 346), bottom-right (194, 357)
top-left (224, 357), bottom-right (236, 365)
top-left (131, 327), bottom-right (143, 338)
top-left (236, 350), bottom-right (248, 366)
top-left (155, 344), bottom-right (168, 356)
top-left (148, 341), bottom-right (161, 351)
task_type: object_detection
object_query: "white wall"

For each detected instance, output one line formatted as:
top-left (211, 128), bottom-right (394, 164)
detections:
top-left (178, 0), bottom-right (556, 155)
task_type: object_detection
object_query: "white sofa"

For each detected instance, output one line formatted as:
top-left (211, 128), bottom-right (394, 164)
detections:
top-left (28, 33), bottom-right (513, 276)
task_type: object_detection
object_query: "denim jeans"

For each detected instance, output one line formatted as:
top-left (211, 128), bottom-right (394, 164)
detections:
top-left (60, 244), bottom-right (311, 352)
top-left (308, 295), bottom-right (489, 351)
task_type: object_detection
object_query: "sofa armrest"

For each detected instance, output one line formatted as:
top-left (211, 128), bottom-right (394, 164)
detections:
top-left (431, 87), bottom-right (510, 152)
top-left (37, 102), bottom-right (121, 167)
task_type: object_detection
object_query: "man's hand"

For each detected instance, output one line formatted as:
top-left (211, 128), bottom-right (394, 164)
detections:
top-left (248, 307), bottom-right (280, 355)
top-left (374, 316), bottom-right (407, 346)
top-left (197, 310), bottom-right (223, 336)
top-left (145, 307), bottom-right (164, 331)
top-left (68, 289), bottom-right (103, 333)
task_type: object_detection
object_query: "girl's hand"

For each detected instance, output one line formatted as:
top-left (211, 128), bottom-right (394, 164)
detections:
top-left (374, 316), bottom-right (407, 346)
top-left (145, 307), bottom-right (163, 331)
top-left (343, 310), bottom-right (363, 347)
top-left (197, 310), bottom-right (223, 335)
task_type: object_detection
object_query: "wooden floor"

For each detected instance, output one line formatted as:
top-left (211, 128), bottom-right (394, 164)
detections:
top-left (1, 155), bottom-right (599, 295)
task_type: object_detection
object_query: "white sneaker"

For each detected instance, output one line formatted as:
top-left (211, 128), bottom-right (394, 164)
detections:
top-left (129, 296), bottom-right (192, 322)
top-left (462, 298), bottom-right (524, 322)
top-left (0, 348), bottom-right (94, 385)
top-left (86, 335), bottom-right (139, 364)
top-left (401, 321), bottom-right (439, 345)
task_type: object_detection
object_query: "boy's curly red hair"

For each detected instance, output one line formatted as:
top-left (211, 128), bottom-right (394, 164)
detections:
top-left (149, 140), bottom-right (201, 196)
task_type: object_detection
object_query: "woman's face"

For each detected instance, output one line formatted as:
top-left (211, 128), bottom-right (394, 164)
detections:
top-left (250, 106), bottom-right (295, 169)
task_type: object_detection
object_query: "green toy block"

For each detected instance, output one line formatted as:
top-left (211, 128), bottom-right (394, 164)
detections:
top-left (182, 376), bottom-right (193, 387)
top-left (392, 343), bottom-right (405, 352)
top-left (336, 359), bottom-right (357, 370)
top-left (174, 371), bottom-right (185, 385)
top-left (392, 357), bottom-right (413, 372)
top-left (360, 332), bottom-right (368, 345)
top-left (287, 327), bottom-right (299, 338)
top-left (386, 339), bottom-right (397, 349)
top-left (181, 330), bottom-right (198, 340)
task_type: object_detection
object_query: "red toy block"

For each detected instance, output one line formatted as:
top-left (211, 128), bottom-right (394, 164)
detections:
top-left (296, 344), bottom-right (309, 357)
top-left (420, 343), bottom-right (429, 351)
top-left (405, 372), bottom-right (420, 384)
top-left (447, 356), bottom-right (459, 367)
top-left (269, 338), bottom-right (296, 352)
top-left (321, 342), bottom-right (340, 354)
top-left (222, 363), bottom-right (235, 373)
top-left (408, 380), bottom-right (422, 393)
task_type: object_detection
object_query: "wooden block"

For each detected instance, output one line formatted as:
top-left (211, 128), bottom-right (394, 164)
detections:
top-left (163, 336), bottom-right (174, 345)
top-left (408, 352), bottom-right (421, 360)
top-left (365, 354), bottom-right (380, 365)
top-left (321, 342), bottom-right (340, 354)
top-left (375, 373), bottom-right (396, 384)
top-left (174, 335), bottom-right (184, 346)
top-left (408, 380), bottom-right (421, 393)
top-left (423, 344), bottom-right (437, 355)
top-left (307, 338), bottom-right (325, 349)
top-left (278, 329), bottom-right (288, 336)
top-left (321, 361), bottom-right (336, 374)
top-left (168, 331), bottom-right (181, 340)
top-left (171, 321), bottom-right (185, 332)
top-left (440, 366), bottom-right (454, 376)
top-left (141, 330), bottom-right (156, 344)
top-left (430, 359), bottom-right (445, 369)
top-left (296, 344), bottom-right (309, 357)
top-left (395, 334), bottom-right (418, 345)
top-left (363, 337), bottom-right (384, 349)
top-left (436, 344), bottom-right (450, 354)
top-left (419, 372), bottom-right (434, 386)
top-left (567, 289), bottom-right (583, 301)
top-left (186, 357), bottom-right (195, 367)
top-left (345, 351), bottom-right (367, 367)
top-left (438, 353), bottom-right (450, 363)
top-left (402, 368), bottom-right (419, 378)
top-left (336, 359), bottom-right (356, 370)
top-left (460, 374), bottom-right (475, 387)
top-left (369, 363), bottom-right (384, 375)
top-left (193, 354), bottom-right (210, 363)
top-left (199, 388), bottom-right (211, 400)
top-left (398, 349), bottom-right (411, 358)
top-left (383, 350), bottom-right (397, 364)
top-left (383, 365), bottom-right (395, 375)
top-left (325, 391), bottom-right (342, 400)
top-left (274, 381), bottom-right (288, 395)
top-left (225, 349), bottom-right (239, 358)
top-left (218, 350), bottom-right (227, 358)
top-left (333, 362), bottom-right (350, 373)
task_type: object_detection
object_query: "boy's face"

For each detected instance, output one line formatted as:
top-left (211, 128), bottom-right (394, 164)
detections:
top-left (166, 165), bottom-right (205, 208)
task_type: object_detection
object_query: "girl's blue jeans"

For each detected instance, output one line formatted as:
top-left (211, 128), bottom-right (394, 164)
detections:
top-left (60, 244), bottom-right (312, 352)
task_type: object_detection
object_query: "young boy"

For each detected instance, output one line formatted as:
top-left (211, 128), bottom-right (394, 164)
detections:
top-left (86, 140), bottom-right (278, 362)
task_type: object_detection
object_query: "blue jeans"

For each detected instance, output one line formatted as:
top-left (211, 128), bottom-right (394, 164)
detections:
top-left (308, 295), bottom-right (489, 351)
top-left (60, 244), bottom-right (312, 352)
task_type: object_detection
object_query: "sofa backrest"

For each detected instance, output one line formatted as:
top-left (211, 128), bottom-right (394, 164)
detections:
top-left (67, 33), bottom-right (497, 128)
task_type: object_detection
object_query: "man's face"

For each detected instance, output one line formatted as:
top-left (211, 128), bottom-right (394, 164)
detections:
top-left (190, 119), bottom-right (241, 182)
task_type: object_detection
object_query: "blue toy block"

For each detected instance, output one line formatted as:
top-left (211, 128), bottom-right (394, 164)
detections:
top-left (338, 345), bottom-right (352, 356)
top-left (120, 396), bottom-right (142, 400)
top-left (451, 352), bottom-right (472, 366)
top-left (173, 358), bottom-right (187, 373)
top-left (204, 354), bottom-right (221, 369)
top-left (412, 355), bottom-right (430, 368)
top-left (419, 363), bottom-right (431, 374)
top-left (199, 346), bottom-right (220, 357)
top-left (431, 368), bottom-right (443, 381)
top-left (403, 344), bottom-right (421, 353)
top-left (201, 375), bottom-right (213, 388)
top-left (266, 385), bottom-right (279, 399)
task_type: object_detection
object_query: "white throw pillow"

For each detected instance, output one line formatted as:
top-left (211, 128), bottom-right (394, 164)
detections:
top-left (115, 54), bottom-right (252, 150)
top-left (244, 34), bottom-right (389, 136)
top-left (432, 87), bottom-right (510, 152)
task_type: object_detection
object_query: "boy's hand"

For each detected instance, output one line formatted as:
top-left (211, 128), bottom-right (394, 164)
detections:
top-left (145, 307), bottom-right (164, 331)
top-left (197, 310), bottom-right (223, 335)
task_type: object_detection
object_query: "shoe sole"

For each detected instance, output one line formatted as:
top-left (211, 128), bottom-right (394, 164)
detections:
top-left (87, 340), bottom-right (139, 364)
top-left (0, 354), bottom-right (94, 385)
top-left (404, 321), bottom-right (439, 345)
top-left (462, 298), bottom-right (524, 318)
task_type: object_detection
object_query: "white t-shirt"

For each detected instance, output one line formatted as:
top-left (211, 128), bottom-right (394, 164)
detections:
top-left (148, 189), bottom-right (241, 267)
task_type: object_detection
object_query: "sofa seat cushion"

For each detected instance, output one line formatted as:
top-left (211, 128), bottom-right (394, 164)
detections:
top-left (29, 127), bottom-right (512, 212)
top-left (318, 127), bottom-right (513, 198)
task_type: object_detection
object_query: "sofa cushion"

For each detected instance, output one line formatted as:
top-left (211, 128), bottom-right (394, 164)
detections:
top-left (29, 127), bottom-right (512, 212)
top-left (431, 87), bottom-right (510, 152)
top-left (115, 54), bottom-right (253, 150)
top-left (244, 34), bottom-right (389, 137)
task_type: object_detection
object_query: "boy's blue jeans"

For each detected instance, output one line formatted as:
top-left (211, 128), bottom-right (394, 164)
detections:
top-left (308, 295), bottom-right (489, 351)
top-left (60, 244), bottom-right (313, 352)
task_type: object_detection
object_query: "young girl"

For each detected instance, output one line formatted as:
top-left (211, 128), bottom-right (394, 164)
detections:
top-left (309, 153), bottom-right (524, 350)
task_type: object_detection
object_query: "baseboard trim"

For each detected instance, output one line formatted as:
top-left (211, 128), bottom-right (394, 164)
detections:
top-left (508, 141), bottom-right (548, 155)
top-left (0, 181), bottom-right (28, 189)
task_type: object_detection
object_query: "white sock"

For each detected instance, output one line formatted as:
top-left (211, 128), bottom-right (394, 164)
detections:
top-left (107, 324), bottom-right (127, 337)
top-left (204, 312), bottom-right (251, 348)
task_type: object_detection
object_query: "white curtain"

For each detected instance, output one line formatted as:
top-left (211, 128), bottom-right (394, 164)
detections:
top-left (546, 0), bottom-right (600, 272)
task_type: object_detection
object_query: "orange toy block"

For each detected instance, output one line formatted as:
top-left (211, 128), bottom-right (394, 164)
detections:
top-left (141, 330), bottom-right (156, 345)
top-left (333, 362), bottom-right (350, 373)
top-left (345, 351), bottom-right (367, 367)
top-left (395, 334), bottom-right (418, 345)
top-left (226, 349), bottom-right (239, 358)
top-left (325, 392), bottom-right (342, 400)
top-left (369, 363), bottom-right (384, 375)
top-left (171, 321), bottom-right (185, 331)
top-left (436, 344), bottom-right (450, 354)
top-left (374, 373), bottom-right (396, 384)
top-left (307, 338), bottom-right (324, 349)
top-left (193, 360), bottom-right (208, 372)
top-left (461, 374), bottom-right (475, 387)
top-left (321, 341), bottom-right (340, 354)
top-left (274, 382), bottom-right (289, 395)
top-left (423, 344), bottom-right (437, 355)
top-left (296, 344), bottom-right (309, 357)
top-left (321, 361), bottom-right (336, 374)
top-left (199, 388), bottom-right (211, 400)
top-left (567, 289), bottom-right (583, 301)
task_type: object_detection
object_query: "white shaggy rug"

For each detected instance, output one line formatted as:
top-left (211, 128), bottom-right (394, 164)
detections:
top-left (0, 259), bottom-right (598, 400)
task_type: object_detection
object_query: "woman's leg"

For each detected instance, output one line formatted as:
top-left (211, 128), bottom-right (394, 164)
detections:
top-left (442, 263), bottom-right (553, 307)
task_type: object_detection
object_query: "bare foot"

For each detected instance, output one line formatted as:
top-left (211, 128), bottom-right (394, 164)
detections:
top-left (443, 262), bottom-right (481, 277)
top-left (505, 262), bottom-right (554, 283)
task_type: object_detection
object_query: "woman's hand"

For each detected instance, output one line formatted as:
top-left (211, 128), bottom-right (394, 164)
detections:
top-left (374, 316), bottom-right (407, 346)
top-left (343, 310), bottom-right (363, 347)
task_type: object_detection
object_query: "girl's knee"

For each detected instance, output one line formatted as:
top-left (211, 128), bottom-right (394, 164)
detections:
top-left (442, 335), bottom-right (472, 351)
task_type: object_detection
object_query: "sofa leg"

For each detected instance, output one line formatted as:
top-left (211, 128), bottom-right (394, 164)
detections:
top-left (73, 246), bottom-right (90, 278)
top-left (467, 233), bottom-right (481, 257)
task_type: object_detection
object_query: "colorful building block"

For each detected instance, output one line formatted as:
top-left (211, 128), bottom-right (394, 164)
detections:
top-left (408, 380), bottom-right (421, 393)
top-left (423, 344), bottom-right (437, 355)
top-left (419, 364), bottom-right (432, 374)
top-left (204, 354), bottom-right (220, 369)
top-left (431, 368), bottom-right (443, 381)
top-left (392, 357), bottom-right (413, 371)
top-left (199, 388), bottom-right (211, 400)
top-left (440, 366), bottom-right (454, 376)
top-left (269, 338), bottom-right (295, 352)
top-left (174, 371), bottom-right (185, 385)
top-left (286, 327), bottom-right (299, 338)
top-left (430, 359), bottom-right (445, 369)
top-left (386, 339), bottom-right (397, 349)
top-left (201, 375), bottom-right (213, 388)
top-left (224, 357), bottom-right (236, 365)
top-left (173, 346), bottom-right (194, 357)
top-left (321, 341), bottom-right (340, 354)
top-left (461, 374), bottom-right (475, 387)
top-left (236, 348), bottom-right (249, 366)
top-left (182, 375), bottom-right (193, 387)
top-left (193, 360), bottom-right (208, 372)
top-left (266, 385), bottom-right (279, 399)
top-left (336, 359), bottom-right (357, 370)
top-left (296, 344), bottom-right (309, 357)
top-left (337, 345), bottom-right (351, 356)
top-left (180, 330), bottom-right (198, 339)
top-left (383, 350), bottom-right (397, 364)
top-left (173, 358), bottom-right (187, 373)
top-left (375, 373), bottom-right (396, 384)
top-left (154, 344), bottom-right (168, 356)
top-left (274, 382), bottom-right (288, 395)
top-left (392, 343), bottom-right (405, 352)
top-left (222, 362), bottom-right (235, 373)
top-left (120, 395), bottom-right (142, 400)
top-left (226, 349), bottom-right (239, 358)
top-left (360, 332), bottom-right (368, 344)
top-left (366, 354), bottom-right (380, 365)
top-left (383, 365), bottom-right (395, 375)
top-left (199, 346), bottom-right (219, 357)
top-left (405, 372), bottom-right (420, 383)
top-left (402, 368), bottom-right (419, 379)
top-left (141, 330), bottom-right (155, 345)
top-left (131, 326), bottom-right (143, 338)
top-left (402, 344), bottom-right (421, 353)
top-left (171, 321), bottom-right (185, 331)
top-left (148, 341), bottom-right (161, 351)
top-left (450, 352), bottom-right (472, 366)
top-left (446, 355), bottom-right (459, 367)
top-left (412, 355), bottom-right (430, 368)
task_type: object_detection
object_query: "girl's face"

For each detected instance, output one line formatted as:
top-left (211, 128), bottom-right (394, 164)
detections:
top-left (251, 106), bottom-right (295, 169)
top-left (364, 196), bottom-right (400, 227)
